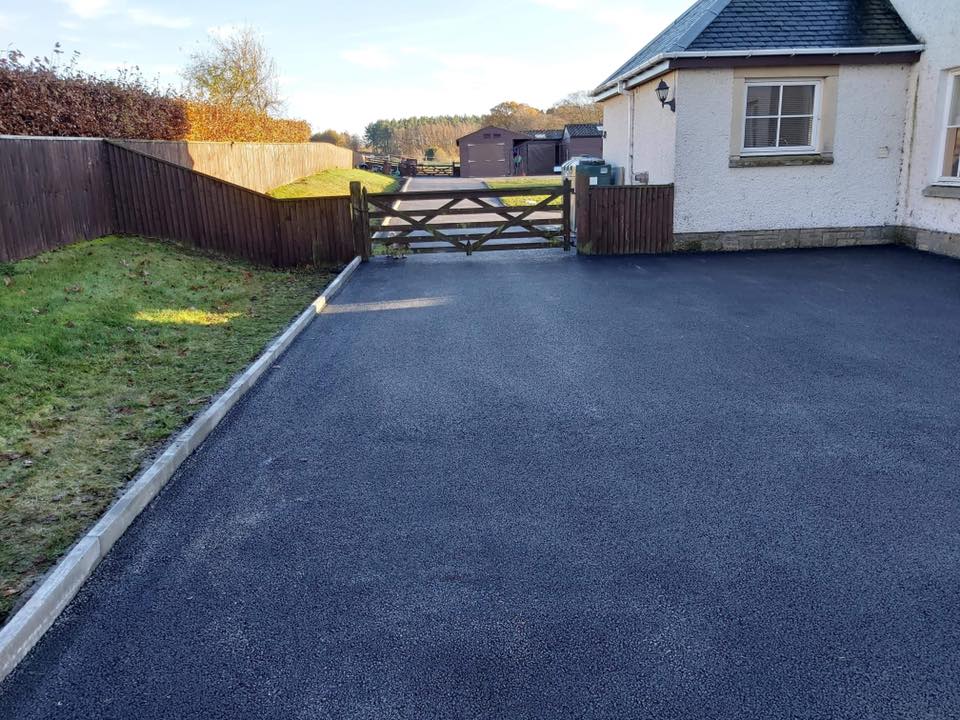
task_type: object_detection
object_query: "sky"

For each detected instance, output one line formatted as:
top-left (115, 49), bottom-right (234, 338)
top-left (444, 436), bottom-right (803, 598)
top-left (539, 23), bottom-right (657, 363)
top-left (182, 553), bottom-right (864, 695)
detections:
top-left (0, 0), bottom-right (688, 134)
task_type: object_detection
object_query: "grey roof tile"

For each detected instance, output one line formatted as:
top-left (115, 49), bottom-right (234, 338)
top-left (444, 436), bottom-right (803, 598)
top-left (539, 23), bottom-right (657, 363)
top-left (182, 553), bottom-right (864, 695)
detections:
top-left (564, 123), bottom-right (604, 138)
top-left (599, 0), bottom-right (919, 87)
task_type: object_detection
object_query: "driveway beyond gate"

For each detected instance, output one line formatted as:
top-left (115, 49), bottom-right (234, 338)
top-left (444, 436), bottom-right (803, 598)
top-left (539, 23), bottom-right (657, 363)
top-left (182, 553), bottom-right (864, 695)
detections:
top-left (1, 247), bottom-right (959, 719)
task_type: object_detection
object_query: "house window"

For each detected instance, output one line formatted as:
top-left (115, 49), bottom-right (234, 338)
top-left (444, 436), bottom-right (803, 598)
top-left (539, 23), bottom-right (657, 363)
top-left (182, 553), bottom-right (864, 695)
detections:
top-left (940, 72), bottom-right (960, 182)
top-left (742, 81), bottom-right (820, 154)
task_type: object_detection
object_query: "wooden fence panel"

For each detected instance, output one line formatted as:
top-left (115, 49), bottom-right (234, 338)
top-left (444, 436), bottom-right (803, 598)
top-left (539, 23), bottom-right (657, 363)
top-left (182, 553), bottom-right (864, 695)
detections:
top-left (575, 181), bottom-right (674, 255)
top-left (106, 142), bottom-right (355, 267)
top-left (0, 138), bottom-right (115, 262)
top-left (113, 140), bottom-right (354, 194)
top-left (1, 137), bottom-right (356, 266)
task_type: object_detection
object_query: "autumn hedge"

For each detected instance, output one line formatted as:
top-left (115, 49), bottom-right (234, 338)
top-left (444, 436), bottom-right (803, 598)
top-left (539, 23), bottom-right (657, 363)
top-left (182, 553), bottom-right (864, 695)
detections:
top-left (0, 52), bottom-right (188, 139)
top-left (182, 102), bottom-right (310, 142)
top-left (0, 51), bottom-right (310, 143)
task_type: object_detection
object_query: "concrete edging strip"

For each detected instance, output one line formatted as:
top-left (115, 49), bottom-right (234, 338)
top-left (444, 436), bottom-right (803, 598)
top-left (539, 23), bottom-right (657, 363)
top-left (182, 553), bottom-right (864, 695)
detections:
top-left (0, 255), bottom-right (363, 684)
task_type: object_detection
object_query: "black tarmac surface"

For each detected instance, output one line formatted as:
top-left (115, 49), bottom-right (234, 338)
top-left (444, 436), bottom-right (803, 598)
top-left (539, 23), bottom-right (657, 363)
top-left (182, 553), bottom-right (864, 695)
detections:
top-left (2, 246), bottom-right (959, 719)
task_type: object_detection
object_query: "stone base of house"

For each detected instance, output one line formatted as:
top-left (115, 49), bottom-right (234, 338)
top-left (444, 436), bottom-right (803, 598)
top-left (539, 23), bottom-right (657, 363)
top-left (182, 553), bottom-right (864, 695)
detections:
top-left (896, 226), bottom-right (960, 259)
top-left (672, 226), bottom-right (899, 253)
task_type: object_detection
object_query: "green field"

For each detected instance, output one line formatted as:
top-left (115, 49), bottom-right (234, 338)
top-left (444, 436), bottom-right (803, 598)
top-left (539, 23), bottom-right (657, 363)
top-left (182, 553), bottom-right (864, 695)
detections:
top-left (268, 168), bottom-right (400, 199)
top-left (484, 176), bottom-right (563, 207)
top-left (0, 236), bottom-right (333, 622)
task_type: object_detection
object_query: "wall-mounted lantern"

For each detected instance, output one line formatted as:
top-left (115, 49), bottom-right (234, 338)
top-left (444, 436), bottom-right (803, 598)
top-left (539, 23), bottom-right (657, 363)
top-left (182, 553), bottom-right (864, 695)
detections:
top-left (655, 80), bottom-right (676, 112)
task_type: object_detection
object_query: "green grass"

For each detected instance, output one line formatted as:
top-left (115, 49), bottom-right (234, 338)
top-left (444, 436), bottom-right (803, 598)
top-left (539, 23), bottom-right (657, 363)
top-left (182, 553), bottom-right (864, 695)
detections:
top-left (268, 168), bottom-right (400, 199)
top-left (484, 176), bottom-right (563, 207)
top-left (0, 236), bottom-right (333, 623)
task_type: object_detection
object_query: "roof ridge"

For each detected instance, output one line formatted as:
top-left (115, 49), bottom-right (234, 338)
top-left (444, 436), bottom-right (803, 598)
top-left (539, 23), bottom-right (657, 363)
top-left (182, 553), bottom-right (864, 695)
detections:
top-left (599, 0), bottom-right (732, 87)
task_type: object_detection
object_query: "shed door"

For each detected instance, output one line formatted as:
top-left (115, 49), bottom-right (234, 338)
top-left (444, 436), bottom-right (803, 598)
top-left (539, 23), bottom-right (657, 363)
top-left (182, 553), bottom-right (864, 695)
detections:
top-left (466, 142), bottom-right (507, 178)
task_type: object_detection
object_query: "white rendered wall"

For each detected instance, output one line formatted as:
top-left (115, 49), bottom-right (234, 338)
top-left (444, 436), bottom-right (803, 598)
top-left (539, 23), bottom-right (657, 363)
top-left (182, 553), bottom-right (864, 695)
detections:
top-left (601, 73), bottom-right (677, 185)
top-left (601, 93), bottom-right (630, 173)
top-left (891, 0), bottom-right (960, 234)
top-left (673, 65), bottom-right (910, 233)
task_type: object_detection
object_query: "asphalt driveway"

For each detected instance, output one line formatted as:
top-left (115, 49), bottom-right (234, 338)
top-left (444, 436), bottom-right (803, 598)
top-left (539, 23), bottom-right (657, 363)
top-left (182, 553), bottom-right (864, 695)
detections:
top-left (2, 246), bottom-right (960, 718)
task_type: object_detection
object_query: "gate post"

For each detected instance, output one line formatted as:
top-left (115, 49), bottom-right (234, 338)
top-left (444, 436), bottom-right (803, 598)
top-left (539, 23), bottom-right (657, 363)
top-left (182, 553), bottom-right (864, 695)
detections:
top-left (574, 173), bottom-right (592, 254)
top-left (349, 181), bottom-right (371, 261)
top-left (561, 178), bottom-right (572, 252)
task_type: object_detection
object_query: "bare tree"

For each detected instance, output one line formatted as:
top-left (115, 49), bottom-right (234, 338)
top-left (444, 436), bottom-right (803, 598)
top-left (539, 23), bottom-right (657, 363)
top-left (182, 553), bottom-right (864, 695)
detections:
top-left (183, 26), bottom-right (283, 114)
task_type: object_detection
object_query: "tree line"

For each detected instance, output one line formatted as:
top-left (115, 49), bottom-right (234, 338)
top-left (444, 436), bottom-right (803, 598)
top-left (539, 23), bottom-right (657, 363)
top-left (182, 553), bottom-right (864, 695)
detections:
top-left (342, 92), bottom-right (603, 160)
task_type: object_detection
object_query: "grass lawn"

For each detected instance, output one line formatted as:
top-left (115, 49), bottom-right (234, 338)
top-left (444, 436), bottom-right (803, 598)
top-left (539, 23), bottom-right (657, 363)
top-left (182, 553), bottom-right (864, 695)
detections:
top-left (268, 168), bottom-right (400, 199)
top-left (484, 176), bottom-right (563, 207)
top-left (0, 236), bottom-right (333, 623)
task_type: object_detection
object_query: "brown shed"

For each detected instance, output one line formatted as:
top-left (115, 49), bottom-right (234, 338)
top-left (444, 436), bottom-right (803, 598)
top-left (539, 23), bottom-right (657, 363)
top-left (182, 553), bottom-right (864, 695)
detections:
top-left (518, 129), bottom-right (564, 175)
top-left (562, 124), bottom-right (604, 163)
top-left (457, 126), bottom-right (532, 178)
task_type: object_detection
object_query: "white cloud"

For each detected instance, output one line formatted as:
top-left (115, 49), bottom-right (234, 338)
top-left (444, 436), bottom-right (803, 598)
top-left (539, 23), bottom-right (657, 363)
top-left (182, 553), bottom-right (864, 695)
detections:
top-left (60, 0), bottom-right (111, 19)
top-left (340, 46), bottom-right (394, 70)
top-left (127, 8), bottom-right (191, 29)
top-left (59, 1), bottom-right (191, 29)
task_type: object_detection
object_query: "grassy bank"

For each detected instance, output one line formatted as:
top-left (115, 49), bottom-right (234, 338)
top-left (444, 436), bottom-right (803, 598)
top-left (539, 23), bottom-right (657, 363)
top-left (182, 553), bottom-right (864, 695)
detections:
top-left (0, 236), bottom-right (333, 623)
top-left (484, 176), bottom-right (563, 207)
top-left (269, 168), bottom-right (400, 199)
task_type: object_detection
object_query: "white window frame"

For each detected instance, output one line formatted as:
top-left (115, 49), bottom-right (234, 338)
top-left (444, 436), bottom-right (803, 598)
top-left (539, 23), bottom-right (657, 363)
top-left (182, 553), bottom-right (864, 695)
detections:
top-left (936, 69), bottom-right (960, 186)
top-left (741, 79), bottom-right (822, 156)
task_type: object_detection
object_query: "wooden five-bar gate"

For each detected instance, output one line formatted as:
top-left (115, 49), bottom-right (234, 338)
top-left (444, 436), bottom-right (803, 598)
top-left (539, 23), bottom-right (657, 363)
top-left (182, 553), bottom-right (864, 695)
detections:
top-left (350, 180), bottom-right (571, 256)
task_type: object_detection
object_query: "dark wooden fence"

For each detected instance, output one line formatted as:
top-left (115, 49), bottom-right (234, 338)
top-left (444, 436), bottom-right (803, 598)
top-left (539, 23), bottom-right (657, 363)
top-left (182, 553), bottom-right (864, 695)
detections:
top-left (575, 175), bottom-right (674, 255)
top-left (107, 144), bottom-right (356, 266)
top-left (0, 138), bottom-right (115, 262)
top-left (0, 137), bottom-right (358, 266)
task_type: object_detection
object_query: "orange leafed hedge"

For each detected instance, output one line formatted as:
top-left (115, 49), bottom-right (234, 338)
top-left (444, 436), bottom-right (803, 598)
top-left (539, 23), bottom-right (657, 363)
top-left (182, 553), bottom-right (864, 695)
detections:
top-left (182, 101), bottom-right (311, 143)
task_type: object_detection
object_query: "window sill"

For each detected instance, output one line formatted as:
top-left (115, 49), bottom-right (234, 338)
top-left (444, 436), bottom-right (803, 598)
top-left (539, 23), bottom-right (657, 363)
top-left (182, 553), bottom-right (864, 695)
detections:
top-left (922, 184), bottom-right (960, 199)
top-left (729, 153), bottom-right (834, 168)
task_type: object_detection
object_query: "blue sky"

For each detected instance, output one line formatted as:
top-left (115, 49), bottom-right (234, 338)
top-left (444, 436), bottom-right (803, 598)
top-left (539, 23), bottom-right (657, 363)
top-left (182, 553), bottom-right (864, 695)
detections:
top-left (0, 0), bottom-right (686, 133)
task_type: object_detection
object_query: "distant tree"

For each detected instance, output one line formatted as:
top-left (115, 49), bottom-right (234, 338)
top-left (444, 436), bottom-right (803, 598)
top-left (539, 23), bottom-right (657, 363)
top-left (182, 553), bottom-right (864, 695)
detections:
top-left (424, 148), bottom-right (437, 161)
top-left (182, 26), bottom-right (283, 115)
top-left (549, 91), bottom-right (602, 125)
top-left (311, 129), bottom-right (364, 150)
top-left (364, 119), bottom-right (395, 154)
top-left (311, 129), bottom-right (346, 145)
top-left (363, 115), bottom-right (481, 158)
top-left (484, 101), bottom-right (551, 131)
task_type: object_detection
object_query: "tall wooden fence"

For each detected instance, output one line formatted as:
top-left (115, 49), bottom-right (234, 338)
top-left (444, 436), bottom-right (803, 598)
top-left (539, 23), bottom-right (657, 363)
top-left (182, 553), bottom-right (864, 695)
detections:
top-left (113, 140), bottom-right (354, 194)
top-left (0, 137), bottom-right (358, 266)
top-left (575, 175), bottom-right (674, 255)
top-left (0, 138), bottom-right (115, 262)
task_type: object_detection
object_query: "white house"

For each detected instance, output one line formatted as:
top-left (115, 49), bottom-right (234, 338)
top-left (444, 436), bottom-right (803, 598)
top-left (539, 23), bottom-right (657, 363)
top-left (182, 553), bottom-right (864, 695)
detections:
top-left (593, 0), bottom-right (960, 257)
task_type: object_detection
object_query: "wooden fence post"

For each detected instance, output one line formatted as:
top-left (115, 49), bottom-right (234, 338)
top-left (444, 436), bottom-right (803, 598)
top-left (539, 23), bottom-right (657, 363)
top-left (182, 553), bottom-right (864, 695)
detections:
top-left (360, 187), bottom-right (371, 261)
top-left (349, 181), bottom-right (370, 261)
top-left (574, 173), bottom-right (591, 254)
top-left (561, 178), bottom-right (572, 252)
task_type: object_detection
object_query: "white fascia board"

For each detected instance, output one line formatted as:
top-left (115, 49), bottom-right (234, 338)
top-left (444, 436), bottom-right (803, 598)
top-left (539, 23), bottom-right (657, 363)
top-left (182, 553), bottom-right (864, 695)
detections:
top-left (592, 44), bottom-right (925, 99)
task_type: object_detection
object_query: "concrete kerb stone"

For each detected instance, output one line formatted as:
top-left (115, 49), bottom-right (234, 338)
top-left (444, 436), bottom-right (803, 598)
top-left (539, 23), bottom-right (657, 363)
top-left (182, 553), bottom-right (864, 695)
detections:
top-left (0, 255), bottom-right (362, 684)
